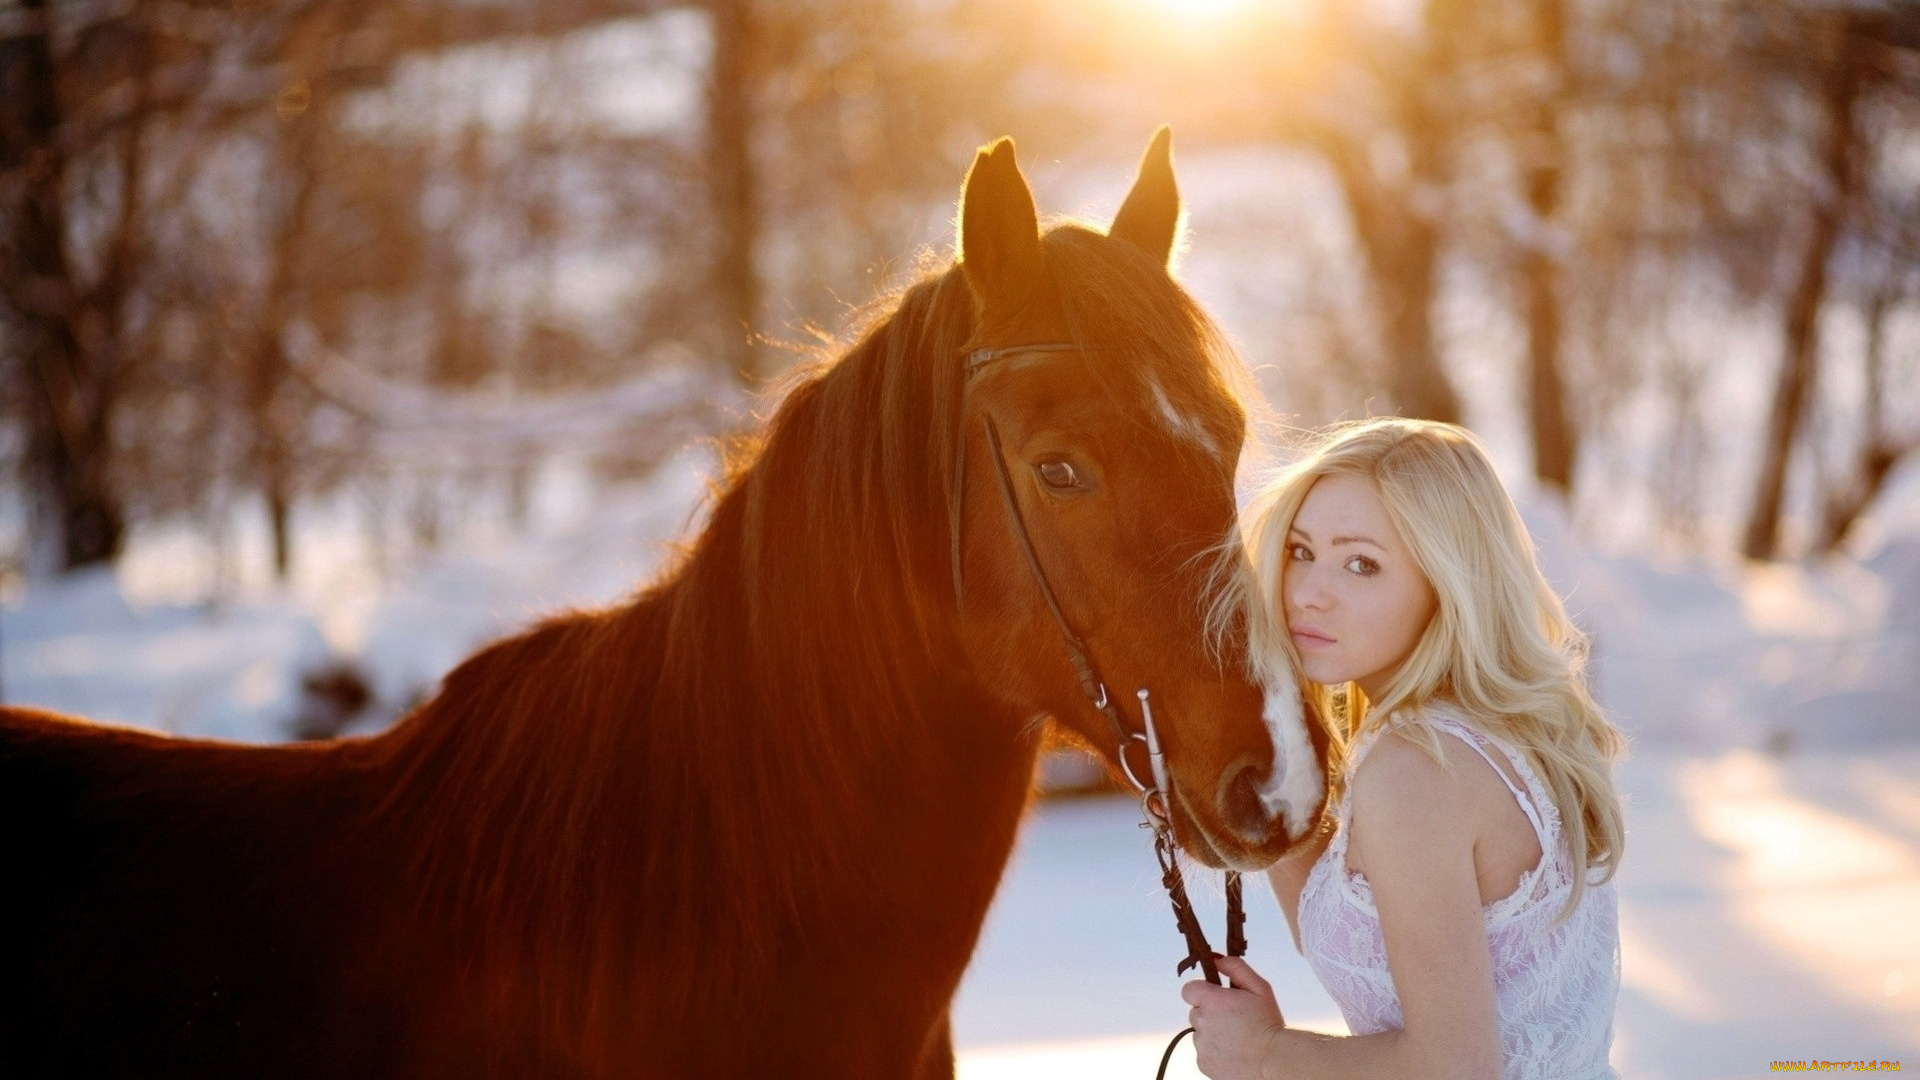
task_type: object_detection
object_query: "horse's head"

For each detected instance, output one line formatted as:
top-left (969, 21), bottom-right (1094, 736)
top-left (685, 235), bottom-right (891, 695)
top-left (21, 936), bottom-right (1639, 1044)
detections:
top-left (951, 131), bottom-right (1326, 869)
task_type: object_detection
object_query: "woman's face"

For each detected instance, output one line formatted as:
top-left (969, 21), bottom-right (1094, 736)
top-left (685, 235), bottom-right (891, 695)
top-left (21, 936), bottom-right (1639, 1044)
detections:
top-left (1282, 474), bottom-right (1438, 700)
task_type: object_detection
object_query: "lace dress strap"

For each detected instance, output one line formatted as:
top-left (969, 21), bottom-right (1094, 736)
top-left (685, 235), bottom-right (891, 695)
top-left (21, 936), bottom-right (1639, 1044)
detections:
top-left (1427, 715), bottom-right (1552, 860)
top-left (1333, 708), bottom-right (1569, 901)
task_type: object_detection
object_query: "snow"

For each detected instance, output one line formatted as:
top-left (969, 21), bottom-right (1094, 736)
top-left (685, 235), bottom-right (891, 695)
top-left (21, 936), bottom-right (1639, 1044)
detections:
top-left (954, 749), bottom-right (1920, 1078)
top-left (1610, 749), bottom-right (1920, 1069)
top-left (1, 442), bottom-right (717, 741)
top-left (0, 566), bottom-right (333, 741)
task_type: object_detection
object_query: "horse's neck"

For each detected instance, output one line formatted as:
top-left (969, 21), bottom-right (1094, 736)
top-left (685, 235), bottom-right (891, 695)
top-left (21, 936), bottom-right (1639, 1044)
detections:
top-left (632, 565), bottom-right (1044, 978)
top-left (369, 539), bottom-right (1046, 1055)
top-left (683, 668), bottom-right (1046, 1027)
top-left (859, 688), bottom-right (1048, 956)
top-left (670, 568), bottom-right (1039, 885)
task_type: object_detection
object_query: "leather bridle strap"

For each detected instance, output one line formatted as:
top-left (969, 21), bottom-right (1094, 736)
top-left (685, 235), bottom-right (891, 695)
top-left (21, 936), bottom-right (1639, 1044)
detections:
top-left (956, 344), bottom-right (1155, 788)
top-left (964, 342), bottom-right (1084, 372)
top-left (950, 343), bottom-right (1084, 613)
top-left (977, 413), bottom-right (1135, 749)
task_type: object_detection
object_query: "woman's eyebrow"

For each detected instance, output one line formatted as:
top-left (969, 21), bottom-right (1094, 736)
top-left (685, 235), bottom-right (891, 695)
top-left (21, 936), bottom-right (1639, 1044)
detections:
top-left (1289, 526), bottom-right (1386, 550)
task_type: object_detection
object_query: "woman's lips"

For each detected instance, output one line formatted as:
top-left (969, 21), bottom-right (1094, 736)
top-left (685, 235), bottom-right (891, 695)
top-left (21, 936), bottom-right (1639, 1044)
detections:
top-left (1291, 628), bottom-right (1336, 649)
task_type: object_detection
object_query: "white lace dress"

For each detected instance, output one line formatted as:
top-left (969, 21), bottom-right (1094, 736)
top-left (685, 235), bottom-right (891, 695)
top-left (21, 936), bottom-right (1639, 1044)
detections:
top-left (1296, 704), bottom-right (1621, 1080)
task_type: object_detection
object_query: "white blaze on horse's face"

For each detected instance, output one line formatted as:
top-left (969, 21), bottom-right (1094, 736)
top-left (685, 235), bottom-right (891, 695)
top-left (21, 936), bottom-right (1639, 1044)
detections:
top-left (1256, 667), bottom-right (1322, 841)
top-left (1146, 376), bottom-right (1224, 461)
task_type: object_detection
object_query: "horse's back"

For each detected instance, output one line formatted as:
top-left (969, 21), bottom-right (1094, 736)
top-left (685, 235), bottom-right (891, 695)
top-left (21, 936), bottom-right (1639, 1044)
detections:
top-left (0, 706), bottom-right (407, 1078)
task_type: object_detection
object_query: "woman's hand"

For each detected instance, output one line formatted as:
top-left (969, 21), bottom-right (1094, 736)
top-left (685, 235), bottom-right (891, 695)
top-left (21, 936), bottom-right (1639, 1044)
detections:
top-left (1179, 955), bottom-right (1286, 1080)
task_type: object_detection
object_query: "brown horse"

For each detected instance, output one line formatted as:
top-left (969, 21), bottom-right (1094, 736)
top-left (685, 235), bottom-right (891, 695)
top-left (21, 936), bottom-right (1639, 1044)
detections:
top-left (0, 131), bottom-right (1327, 1079)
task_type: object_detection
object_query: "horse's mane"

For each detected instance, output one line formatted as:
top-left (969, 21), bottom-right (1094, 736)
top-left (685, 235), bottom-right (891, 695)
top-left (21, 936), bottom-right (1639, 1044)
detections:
top-left (362, 223), bottom-right (1253, 1042)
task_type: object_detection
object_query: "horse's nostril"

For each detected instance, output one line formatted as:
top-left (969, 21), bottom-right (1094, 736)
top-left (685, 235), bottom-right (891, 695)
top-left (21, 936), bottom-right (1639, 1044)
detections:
top-left (1218, 760), bottom-right (1273, 843)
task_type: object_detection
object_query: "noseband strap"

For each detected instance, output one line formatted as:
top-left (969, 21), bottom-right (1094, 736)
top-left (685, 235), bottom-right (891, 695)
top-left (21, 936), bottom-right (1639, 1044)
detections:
top-left (965, 342), bottom-right (1084, 371)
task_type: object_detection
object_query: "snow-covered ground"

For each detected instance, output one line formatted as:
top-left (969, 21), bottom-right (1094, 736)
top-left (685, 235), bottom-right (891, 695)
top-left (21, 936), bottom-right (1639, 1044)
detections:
top-left (952, 748), bottom-right (1920, 1079)
top-left (2, 437), bottom-right (1917, 1077)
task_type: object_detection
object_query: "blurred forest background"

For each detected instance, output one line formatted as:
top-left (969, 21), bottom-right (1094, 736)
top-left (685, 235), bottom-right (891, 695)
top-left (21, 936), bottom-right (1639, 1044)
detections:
top-left (4, 0), bottom-right (1919, 590)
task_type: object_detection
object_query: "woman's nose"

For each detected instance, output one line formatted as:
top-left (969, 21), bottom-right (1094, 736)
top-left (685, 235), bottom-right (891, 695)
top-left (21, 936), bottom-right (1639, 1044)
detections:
top-left (1290, 566), bottom-right (1331, 612)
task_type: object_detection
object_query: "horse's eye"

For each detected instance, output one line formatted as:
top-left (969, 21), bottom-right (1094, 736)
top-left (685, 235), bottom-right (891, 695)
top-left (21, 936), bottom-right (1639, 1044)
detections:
top-left (1037, 460), bottom-right (1083, 490)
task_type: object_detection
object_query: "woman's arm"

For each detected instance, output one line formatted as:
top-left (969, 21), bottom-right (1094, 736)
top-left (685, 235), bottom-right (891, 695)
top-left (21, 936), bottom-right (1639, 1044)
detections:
top-left (1184, 733), bottom-right (1504, 1080)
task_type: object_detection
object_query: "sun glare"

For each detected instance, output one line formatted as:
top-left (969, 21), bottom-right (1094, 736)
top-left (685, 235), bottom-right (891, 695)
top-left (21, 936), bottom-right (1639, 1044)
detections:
top-left (1135, 0), bottom-right (1256, 22)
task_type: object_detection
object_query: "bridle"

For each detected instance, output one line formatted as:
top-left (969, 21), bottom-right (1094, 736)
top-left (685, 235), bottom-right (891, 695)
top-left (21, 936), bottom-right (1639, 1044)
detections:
top-left (952, 344), bottom-right (1151, 792)
top-left (952, 342), bottom-right (1246, 1016)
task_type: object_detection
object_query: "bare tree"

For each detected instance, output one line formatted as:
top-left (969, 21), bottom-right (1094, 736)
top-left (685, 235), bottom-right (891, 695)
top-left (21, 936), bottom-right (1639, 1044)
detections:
top-left (1813, 19), bottom-right (1920, 552)
top-left (1741, 9), bottom-right (1874, 561)
top-left (1, 0), bottom-right (126, 571)
top-left (1297, 1), bottom-right (1469, 424)
top-left (1510, 0), bottom-right (1578, 491)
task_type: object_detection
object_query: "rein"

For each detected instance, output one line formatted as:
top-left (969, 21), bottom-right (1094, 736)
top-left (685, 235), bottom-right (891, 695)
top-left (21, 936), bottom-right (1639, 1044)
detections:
top-left (956, 343), bottom-right (1246, 1073)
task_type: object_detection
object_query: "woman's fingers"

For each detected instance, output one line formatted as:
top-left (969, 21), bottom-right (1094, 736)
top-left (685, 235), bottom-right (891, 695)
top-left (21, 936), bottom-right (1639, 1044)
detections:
top-left (1214, 955), bottom-right (1274, 999)
top-left (1180, 979), bottom-right (1230, 1008)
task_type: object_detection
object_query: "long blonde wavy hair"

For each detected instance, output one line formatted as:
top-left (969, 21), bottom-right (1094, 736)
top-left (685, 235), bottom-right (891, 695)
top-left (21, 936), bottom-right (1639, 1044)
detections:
top-left (1243, 417), bottom-right (1625, 918)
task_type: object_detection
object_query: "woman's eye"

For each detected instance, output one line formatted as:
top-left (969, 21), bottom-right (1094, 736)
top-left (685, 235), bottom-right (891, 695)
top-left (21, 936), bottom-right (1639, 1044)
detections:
top-left (1037, 460), bottom-right (1083, 490)
top-left (1286, 543), bottom-right (1313, 562)
top-left (1343, 555), bottom-right (1380, 576)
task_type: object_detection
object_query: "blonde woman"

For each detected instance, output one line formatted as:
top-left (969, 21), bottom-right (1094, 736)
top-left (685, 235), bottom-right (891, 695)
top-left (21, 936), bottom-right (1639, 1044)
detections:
top-left (1183, 418), bottom-right (1625, 1080)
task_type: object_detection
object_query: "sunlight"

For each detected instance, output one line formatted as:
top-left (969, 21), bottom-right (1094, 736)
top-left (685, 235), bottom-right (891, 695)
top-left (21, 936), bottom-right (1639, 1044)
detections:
top-left (1072, 0), bottom-right (1312, 70)
top-left (1134, 0), bottom-right (1254, 20)
top-left (1092, 0), bottom-right (1265, 36)
top-left (1682, 751), bottom-right (1920, 1022)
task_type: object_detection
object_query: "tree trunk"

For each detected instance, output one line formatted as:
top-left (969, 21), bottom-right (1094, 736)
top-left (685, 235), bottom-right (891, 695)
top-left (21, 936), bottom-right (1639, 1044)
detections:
top-left (1331, 128), bottom-right (1463, 425)
top-left (253, 324), bottom-right (296, 581)
top-left (251, 100), bottom-right (324, 582)
top-left (1380, 208), bottom-right (1460, 425)
top-left (1816, 294), bottom-right (1910, 553)
top-left (1522, 241), bottom-right (1573, 489)
top-left (707, 0), bottom-right (763, 388)
top-left (1742, 22), bottom-right (1859, 561)
top-left (1521, 0), bottom-right (1576, 493)
top-left (0, 0), bottom-right (125, 572)
top-left (268, 485), bottom-right (293, 579)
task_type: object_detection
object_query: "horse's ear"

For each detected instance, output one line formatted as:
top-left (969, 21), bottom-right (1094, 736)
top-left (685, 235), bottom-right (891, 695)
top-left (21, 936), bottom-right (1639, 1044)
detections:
top-left (1109, 126), bottom-right (1180, 267)
top-left (959, 137), bottom-right (1044, 317)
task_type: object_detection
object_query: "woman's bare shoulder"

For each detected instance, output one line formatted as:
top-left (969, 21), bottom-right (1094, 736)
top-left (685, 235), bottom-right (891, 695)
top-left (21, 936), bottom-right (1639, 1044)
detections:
top-left (1352, 725), bottom-right (1481, 806)
top-left (1347, 724), bottom-right (1510, 861)
top-left (1349, 720), bottom-right (1544, 897)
